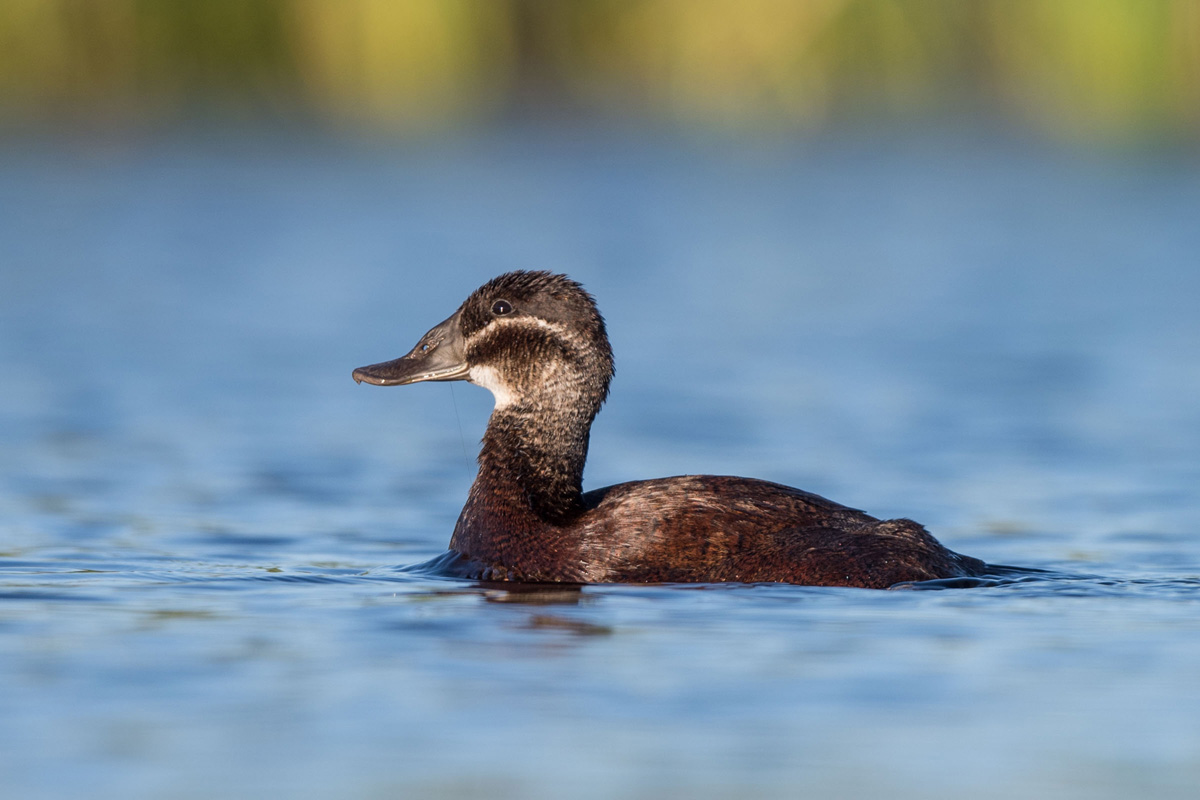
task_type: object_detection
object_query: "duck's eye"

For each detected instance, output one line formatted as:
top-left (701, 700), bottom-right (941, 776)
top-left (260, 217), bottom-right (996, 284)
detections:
top-left (420, 343), bottom-right (430, 353)
top-left (492, 299), bottom-right (513, 316)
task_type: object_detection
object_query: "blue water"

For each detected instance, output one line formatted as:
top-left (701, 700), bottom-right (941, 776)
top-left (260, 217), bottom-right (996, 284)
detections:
top-left (2, 128), bottom-right (1199, 798)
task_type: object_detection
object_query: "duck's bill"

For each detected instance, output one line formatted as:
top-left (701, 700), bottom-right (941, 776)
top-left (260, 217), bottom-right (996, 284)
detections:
top-left (352, 311), bottom-right (469, 386)
top-left (352, 357), bottom-right (469, 386)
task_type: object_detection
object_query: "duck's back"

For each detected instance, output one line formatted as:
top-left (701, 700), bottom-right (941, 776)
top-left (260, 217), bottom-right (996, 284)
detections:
top-left (577, 475), bottom-right (986, 587)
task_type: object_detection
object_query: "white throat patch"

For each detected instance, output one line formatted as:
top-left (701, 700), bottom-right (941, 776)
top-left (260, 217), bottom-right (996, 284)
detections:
top-left (468, 365), bottom-right (517, 409)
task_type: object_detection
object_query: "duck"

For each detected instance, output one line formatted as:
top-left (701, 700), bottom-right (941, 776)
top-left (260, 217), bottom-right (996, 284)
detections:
top-left (353, 270), bottom-right (990, 589)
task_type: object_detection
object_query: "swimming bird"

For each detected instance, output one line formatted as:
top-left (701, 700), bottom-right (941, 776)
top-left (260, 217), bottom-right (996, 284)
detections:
top-left (353, 271), bottom-right (988, 588)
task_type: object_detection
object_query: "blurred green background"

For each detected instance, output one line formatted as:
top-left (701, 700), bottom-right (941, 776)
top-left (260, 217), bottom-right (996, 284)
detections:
top-left (2, 0), bottom-right (1198, 141)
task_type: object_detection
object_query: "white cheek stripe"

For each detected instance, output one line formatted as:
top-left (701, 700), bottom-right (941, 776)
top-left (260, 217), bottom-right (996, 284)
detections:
top-left (478, 316), bottom-right (570, 339)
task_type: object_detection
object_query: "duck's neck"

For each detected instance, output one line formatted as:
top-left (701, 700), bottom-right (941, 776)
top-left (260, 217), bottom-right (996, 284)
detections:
top-left (471, 399), bottom-right (596, 525)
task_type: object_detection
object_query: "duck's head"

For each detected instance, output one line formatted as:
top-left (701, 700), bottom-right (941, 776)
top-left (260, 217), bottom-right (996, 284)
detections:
top-left (353, 271), bottom-right (614, 414)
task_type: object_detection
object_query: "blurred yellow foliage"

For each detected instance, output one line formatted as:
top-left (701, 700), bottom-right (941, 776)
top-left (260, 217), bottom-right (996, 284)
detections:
top-left (0, 0), bottom-right (1196, 140)
top-left (988, 0), bottom-right (1199, 136)
top-left (288, 0), bottom-right (513, 128)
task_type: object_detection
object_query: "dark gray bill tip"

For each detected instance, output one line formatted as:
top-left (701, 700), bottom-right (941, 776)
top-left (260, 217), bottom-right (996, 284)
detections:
top-left (352, 365), bottom-right (400, 386)
top-left (351, 357), bottom-right (428, 386)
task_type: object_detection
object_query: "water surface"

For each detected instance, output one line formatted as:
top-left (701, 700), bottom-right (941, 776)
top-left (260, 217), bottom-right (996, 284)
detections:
top-left (2, 128), bottom-right (1199, 798)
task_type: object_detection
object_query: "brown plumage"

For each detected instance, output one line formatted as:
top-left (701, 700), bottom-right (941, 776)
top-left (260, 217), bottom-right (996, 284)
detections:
top-left (354, 270), bottom-right (989, 589)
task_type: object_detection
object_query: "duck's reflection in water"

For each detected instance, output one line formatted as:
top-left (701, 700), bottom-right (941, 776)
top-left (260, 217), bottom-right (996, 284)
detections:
top-left (477, 581), bottom-right (585, 605)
